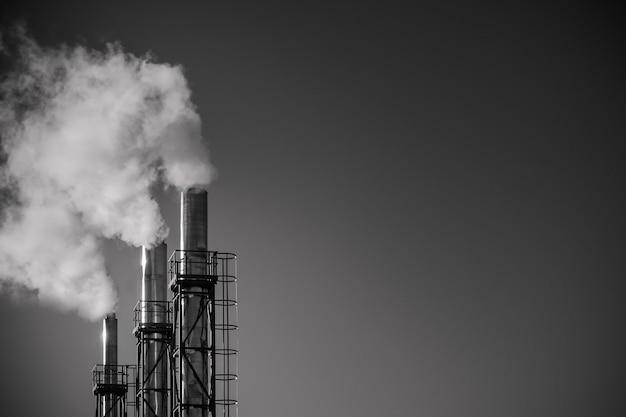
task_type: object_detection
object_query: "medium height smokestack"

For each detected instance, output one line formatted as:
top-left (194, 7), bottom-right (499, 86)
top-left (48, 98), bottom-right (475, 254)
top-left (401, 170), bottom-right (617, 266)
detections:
top-left (138, 242), bottom-right (169, 417)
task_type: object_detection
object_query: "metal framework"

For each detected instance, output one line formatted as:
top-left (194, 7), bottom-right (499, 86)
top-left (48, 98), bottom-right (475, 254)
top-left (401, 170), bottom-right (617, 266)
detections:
top-left (134, 301), bottom-right (173, 417)
top-left (169, 250), bottom-right (238, 417)
top-left (92, 364), bottom-right (136, 417)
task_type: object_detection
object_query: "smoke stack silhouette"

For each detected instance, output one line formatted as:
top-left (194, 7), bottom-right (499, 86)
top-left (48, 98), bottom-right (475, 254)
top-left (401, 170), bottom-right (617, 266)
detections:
top-left (0, 29), bottom-right (215, 320)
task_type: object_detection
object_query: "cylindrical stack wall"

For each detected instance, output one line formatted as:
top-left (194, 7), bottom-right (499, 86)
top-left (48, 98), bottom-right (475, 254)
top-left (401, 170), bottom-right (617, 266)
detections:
top-left (181, 189), bottom-right (208, 253)
top-left (180, 189), bottom-right (211, 417)
top-left (140, 242), bottom-right (169, 417)
top-left (142, 243), bottom-right (168, 323)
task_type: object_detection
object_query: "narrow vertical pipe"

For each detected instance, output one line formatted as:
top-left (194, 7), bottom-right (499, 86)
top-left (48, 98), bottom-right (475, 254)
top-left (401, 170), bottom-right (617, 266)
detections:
top-left (180, 188), bottom-right (210, 417)
top-left (103, 313), bottom-right (118, 417)
top-left (141, 242), bottom-right (169, 417)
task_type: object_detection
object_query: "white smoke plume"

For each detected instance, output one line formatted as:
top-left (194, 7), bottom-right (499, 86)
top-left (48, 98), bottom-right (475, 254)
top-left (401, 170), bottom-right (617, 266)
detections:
top-left (0, 29), bottom-right (215, 321)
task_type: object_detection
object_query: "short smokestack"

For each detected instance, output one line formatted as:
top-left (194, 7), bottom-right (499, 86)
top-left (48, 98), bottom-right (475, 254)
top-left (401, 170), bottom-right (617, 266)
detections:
top-left (103, 313), bottom-right (119, 417)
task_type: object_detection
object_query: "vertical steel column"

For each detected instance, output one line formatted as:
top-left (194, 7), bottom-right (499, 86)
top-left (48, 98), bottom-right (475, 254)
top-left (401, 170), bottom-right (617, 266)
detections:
top-left (136, 242), bottom-right (172, 417)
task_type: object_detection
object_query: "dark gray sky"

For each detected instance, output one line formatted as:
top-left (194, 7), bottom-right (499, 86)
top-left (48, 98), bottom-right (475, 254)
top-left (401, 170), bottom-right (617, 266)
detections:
top-left (1, 1), bottom-right (625, 416)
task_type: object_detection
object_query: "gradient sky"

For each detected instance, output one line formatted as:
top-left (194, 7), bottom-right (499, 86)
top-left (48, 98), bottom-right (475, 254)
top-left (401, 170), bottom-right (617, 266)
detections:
top-left (1, 1), bottom-right (625, 416)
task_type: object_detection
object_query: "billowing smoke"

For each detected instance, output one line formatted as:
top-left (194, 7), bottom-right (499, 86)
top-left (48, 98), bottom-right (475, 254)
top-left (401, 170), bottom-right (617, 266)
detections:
top-left (0, 29), bottom-right (215, 321)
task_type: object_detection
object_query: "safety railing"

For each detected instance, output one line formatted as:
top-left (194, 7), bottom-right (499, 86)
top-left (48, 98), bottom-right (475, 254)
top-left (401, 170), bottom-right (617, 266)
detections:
top-left (133, 300), bottom-right (172, 328)
top-left (92, 364), bottom-right (130, 387)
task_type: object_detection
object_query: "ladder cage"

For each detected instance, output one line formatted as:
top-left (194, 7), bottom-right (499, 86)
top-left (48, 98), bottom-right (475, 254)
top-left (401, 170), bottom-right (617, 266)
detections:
top-left (169, 250), bottom-right (238, 417)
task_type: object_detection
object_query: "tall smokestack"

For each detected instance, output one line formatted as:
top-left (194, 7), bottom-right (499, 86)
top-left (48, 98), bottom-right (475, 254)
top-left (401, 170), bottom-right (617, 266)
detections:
top-left (180, 188), bottom-right (211, 417)
top-left (138, 242), bottom-right (170, 417)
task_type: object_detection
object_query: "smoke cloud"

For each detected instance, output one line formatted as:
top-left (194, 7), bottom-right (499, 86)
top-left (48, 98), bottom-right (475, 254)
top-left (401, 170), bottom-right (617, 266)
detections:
top-left (0, 29), bottom-right (215, 321)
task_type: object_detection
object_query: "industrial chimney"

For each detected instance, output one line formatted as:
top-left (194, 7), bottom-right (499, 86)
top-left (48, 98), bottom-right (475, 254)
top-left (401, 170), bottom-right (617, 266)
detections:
top-left (172, 188), bottom-right (212, 417)
top-left (103, 314), bottom-right (119, 417)
top-left (170, 188), bottom-right (239, 417)
top-left (135, 242), bottom-right (171, 417)
top-left (93, 313), bottom-right (129, 417)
